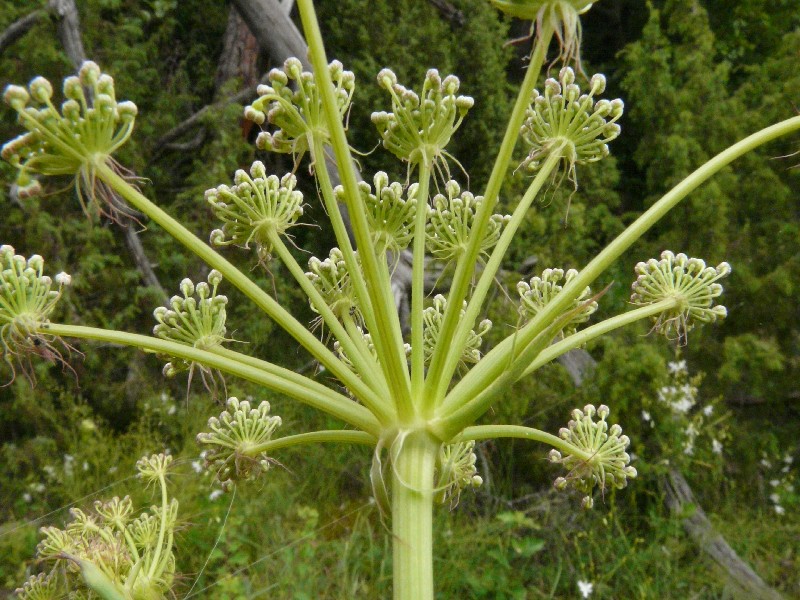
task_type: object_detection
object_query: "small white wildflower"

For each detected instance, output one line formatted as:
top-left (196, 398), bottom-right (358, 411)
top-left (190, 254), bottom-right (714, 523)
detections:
top-left (786, 483), bottom-right (795, 493)
top-left (63, 454), bottom-right (74, 463)
top-left (167, 404), bottom-right (177, 415)
top-left (107, 465), bottom-right (118, 474)
top-left (672, 398), bottom-right (694, 414)
top-left (641, 410), bottom-right (651, 422)
top-left (770, 479), bottom-right (780, 487)
top-left (191, 460), bottom-right (203, 474)
top-left (703, 405), bottom-right (714, 416)
top-left (760, 458), bottom-right (772, 468)
top-left (42, 465), bottom-right (57, 479)
top-left (774, 505), bottom-right (785, 515)
top-left (783, 454), bottom-right (794, 465)
top-left (31, 482), bottom-right (45, 493)
top-left (22, 492), bottom-right (32, 503)
top-left (208, 489), bottom-right (224, 501)
top-left (668, 360), bottom-right (686, 374)
top-left (160, 391), bottom-right (169, 402)
top-left (577, 580), bottom-right (594, 598)
top-left (711, 439), bottom-right (723, 454)
top-left (769, 493), bottom-right (781, 504)
top-left (82, 461), bottom-right (89, 471)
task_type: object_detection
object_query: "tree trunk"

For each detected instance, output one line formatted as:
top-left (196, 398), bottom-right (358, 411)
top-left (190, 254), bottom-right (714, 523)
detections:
top-left (663, 469), bottom-right (784, 600)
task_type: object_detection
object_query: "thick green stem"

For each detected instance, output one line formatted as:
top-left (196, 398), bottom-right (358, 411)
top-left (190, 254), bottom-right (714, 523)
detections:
top-left (454, 425), bottom-right (592, 462)
top-left (520, 298), bottom-right (678, 378)
top-left (268, 230), bottom-right (393, 421)
top-left (248, 429), bottom-right (375, 455)
top-left (431, 147), bottom-right (565, 405)
top-left (411, 160), bottom-right (432, 404)
top-left (298, 0), bottom-right (413, 419)
top-left (391, 430), bottom-right (438, 600)
top-left (42, 322), bottom-right (380, 435)
top-left (93, 161), bottom-right (383, 410)
top-left (435, 114), bottom-right (800, 427)
top-left (424, 23), bottom-right (554, 398)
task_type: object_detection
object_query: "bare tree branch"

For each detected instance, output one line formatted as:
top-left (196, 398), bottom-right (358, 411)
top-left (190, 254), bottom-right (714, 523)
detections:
top-left (0, 9), bottom-right (46, 56)
top-left (664, 469), bottom-right (784, 600)
top-left (427, 0), bottom-right (465, 27)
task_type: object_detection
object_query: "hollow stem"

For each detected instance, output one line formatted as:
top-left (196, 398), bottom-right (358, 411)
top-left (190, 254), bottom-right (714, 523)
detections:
top-left (298, 0), bottom-right (413, 419)
top-left (248, 429), bottom-right (375, 455)
top-left (41, 322), bottom-right (380, 435)
top-left (424, 22), bottom-right (554, 399)
top-left (391, 430), bottom-right (438, 600)
top-left (411, 160), bottom-right (432, 405)
top-left (93, 160), bottom-right (382, 410)
top-left (430, 146), bottom-right (565, 405)
top-left (435, 114), bottom-right (800, 427)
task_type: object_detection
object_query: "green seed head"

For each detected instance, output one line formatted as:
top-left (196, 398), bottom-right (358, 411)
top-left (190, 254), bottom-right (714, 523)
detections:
top-left (1, 62), bottom-right (137, 214)
top-left (246, 58), bottom-right (354, 162)
top-left (630, 251), bottom-right (730, 343)
top-left (197, 396), bottom-right (283, 489)
top-left (517, 267), bottom-right (597, 337)
top-left (208, 163), bottom-right (305, 262)
top-left (550, 404), bottom-right (636, 509)
top-left (521, 67), bottom-right (622, 178)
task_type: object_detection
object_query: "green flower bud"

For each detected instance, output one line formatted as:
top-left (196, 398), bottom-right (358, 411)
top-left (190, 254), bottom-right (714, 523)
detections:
top-left (306, 248), bottom-right (361, 323)
top-left (423, 294), bottom-right (492, 370)
top-left (425, 181), bottom-right (510, 265)
top-left (336, 172), bottom-right (418, 253)
top-left (15, 573), bottom-right (60, 600)
top-left (0, 245), bottom-right (71, 380)
top-left (488, 1), bottom-right (598, 68)
top-left (630, 251), bottom-right (730, 343)
top-left (152, 270), bottom-right (230, 383)
top-left (436, 440), bottom-right (483, 507)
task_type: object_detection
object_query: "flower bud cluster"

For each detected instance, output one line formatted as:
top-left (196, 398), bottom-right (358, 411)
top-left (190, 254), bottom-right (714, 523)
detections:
top-left (425, 180), bottom-right (510, 265)
top-left (2, 61), bottom-right (137, 202)
top-left (336, 172), bottom-right (418, 253)
top-left (371, 68), bottom-right (473, 171)
top-left (196, 397), bottom-right (282, 490)
top-left (423, 294), bottom-right (491, 369)
top-left (630, 251), bottom-right (730, 342)
top-left (550, 404), bottom-right (636, 509)
top-left (0, 245), bottom-right (70, 363)
top-left (517, 267), bottom-right (597, 337)
top-left (521, 67), bottom-right (622, 177)
top-left (153, 270), bottom-right (228, 377)
top-left (436, 440), bottom-right (483, 507)
top-left (306, 248), bottom-right (360, 323)
top-left (19, 453), bottom-right (177, 599)
top-left (208, 163), bottom-right (304, 262)
top-left (245, 58), bottom-right (354, 160)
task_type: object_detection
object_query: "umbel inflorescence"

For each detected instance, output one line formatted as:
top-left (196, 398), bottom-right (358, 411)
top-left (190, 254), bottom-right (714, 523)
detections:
top-left (5, 0), bottom-right (787, 596)
top-left (15, 454), bottom-right (178, 600)
top-left (1, 61), bottom-right (137, 216)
